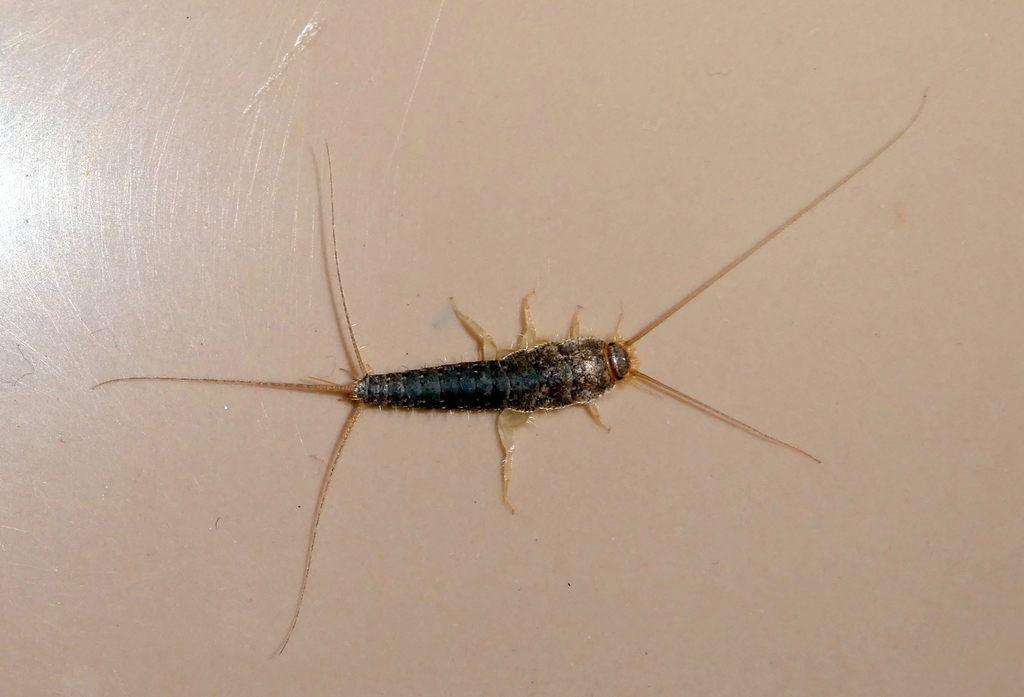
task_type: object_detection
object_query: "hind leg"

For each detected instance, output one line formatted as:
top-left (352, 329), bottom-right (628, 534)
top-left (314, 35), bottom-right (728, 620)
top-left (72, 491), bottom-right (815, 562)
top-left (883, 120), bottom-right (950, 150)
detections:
top-left (496, 409), bottom-right (531, 513)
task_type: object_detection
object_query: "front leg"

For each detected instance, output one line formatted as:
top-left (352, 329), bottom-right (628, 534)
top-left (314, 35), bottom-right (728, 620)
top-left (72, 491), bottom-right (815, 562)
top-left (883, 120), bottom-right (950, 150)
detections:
top-left (569, 305), bottom-right (584, 339)
top-left (584, 403), bottom-right (611, 431)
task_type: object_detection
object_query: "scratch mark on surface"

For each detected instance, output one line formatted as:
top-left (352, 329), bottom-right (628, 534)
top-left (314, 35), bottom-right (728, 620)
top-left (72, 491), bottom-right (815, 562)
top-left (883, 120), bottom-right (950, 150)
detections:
top-left (111, 666), bottom-right (130, 697)
top-left (1, 20), bottom-right (59, 52)
top-left (2, 343), bottom-right (35, 387)
top-left (381, 0), bottom-right (447, 189)
top-left (243, 17), bottom-right (323, 116)
top-left (291, 412), bottom-right (311, 458)
top-left (90, 327), bottom-right (119, 350)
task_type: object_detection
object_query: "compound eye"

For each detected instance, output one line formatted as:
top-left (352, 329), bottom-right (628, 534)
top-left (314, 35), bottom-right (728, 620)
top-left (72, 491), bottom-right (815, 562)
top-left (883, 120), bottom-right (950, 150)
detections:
top-left (607, 343), bottom-right (631, 381)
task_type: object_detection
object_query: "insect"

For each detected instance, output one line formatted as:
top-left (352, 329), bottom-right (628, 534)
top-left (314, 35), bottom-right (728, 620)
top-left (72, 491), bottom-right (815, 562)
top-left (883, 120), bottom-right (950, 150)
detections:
top-left (95, 91), bottom-right (927, 654)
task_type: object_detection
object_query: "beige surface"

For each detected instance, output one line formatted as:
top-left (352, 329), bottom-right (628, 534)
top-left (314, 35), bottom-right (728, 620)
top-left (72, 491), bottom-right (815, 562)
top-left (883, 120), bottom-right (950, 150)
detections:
top-left (2, 1), bottom-right (1022, 695)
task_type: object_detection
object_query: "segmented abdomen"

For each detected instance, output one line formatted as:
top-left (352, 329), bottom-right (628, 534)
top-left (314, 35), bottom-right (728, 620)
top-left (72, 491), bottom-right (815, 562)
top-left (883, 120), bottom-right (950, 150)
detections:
top-left (353, 337), bottom-right (615, 412)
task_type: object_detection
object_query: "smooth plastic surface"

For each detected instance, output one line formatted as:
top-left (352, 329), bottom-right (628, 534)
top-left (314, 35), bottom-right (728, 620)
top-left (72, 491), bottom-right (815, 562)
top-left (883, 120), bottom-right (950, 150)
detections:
top-left (2, 2), bottom-right (1022, 695)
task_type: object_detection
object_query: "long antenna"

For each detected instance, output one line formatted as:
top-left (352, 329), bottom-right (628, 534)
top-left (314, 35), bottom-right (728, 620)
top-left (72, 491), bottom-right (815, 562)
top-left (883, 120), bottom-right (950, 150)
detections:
top-left (633, 371), bottom-right (820, 463)
top-left (326, 143), bottom-right (369, 377)
top-left (626, 90), bottom-right (928, 347)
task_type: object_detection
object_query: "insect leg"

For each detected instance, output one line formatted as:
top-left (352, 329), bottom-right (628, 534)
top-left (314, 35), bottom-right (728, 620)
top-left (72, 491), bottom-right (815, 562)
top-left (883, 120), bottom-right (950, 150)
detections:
top-left (450, 298), bottom-right (498, 361)
top-left (584, 403), bottom-right (611, 432)
top-left (496, 409), bottom-right (530, 513)
top-left (516, 292), bottom-right (538, 350)
top-left (613, 305), bottom-right (626, 341)
top-left (569, 306), bottom-right (584, 339)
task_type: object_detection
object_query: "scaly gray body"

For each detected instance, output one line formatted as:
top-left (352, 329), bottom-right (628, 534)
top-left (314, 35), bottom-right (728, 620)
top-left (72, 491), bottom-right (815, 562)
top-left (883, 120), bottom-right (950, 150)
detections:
top-left (353, 337), bottom-right (621, 412)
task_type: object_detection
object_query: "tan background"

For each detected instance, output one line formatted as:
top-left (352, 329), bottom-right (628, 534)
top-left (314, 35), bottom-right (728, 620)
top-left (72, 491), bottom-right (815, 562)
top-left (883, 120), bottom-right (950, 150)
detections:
top-left (2, 1), bottom-right (1022, 695)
